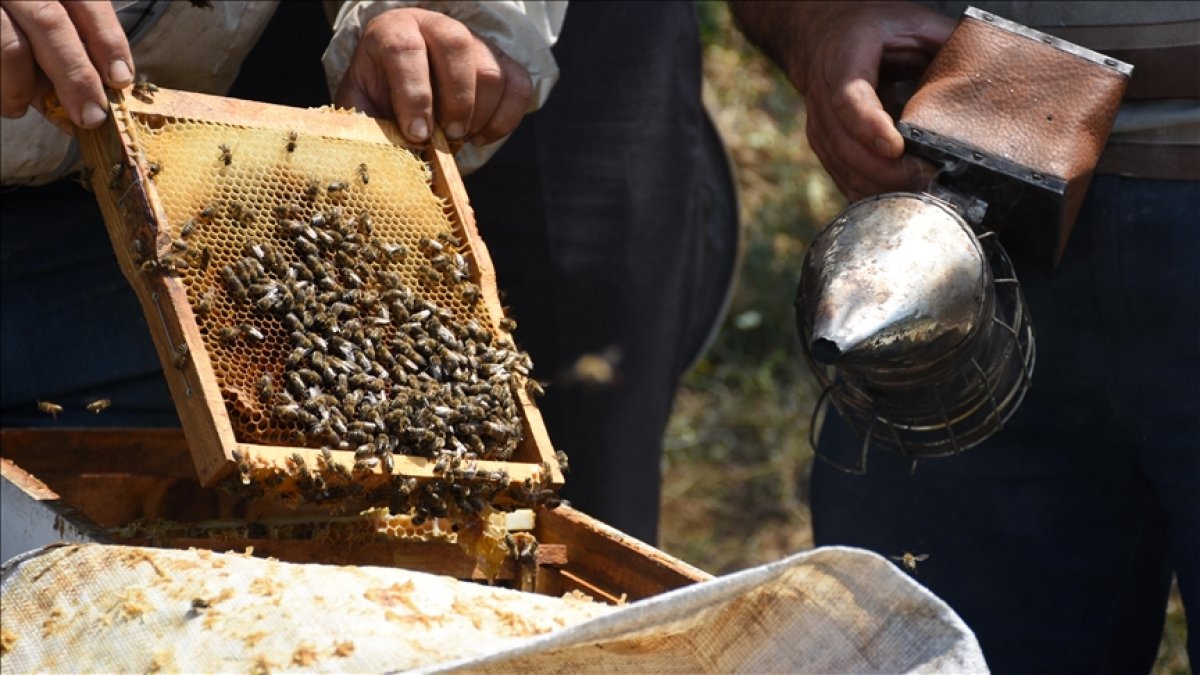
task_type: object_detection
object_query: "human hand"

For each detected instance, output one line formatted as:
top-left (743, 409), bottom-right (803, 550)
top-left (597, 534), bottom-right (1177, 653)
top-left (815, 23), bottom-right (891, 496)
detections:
top-left (799, 3), bottom-right (955, 201)
top-left (335, 7), bottom-right (533, 147)
top-left (1, 0), bottom-right (133, 128)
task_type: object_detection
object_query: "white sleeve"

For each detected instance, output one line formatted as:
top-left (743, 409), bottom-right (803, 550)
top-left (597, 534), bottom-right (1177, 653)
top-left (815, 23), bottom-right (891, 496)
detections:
top-left (322, 1), bottom-right (567, 174)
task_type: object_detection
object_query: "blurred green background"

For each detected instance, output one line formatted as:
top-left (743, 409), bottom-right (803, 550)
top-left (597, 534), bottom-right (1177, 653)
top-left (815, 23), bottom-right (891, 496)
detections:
top-left (658, 3), bottom-right (1188, 673)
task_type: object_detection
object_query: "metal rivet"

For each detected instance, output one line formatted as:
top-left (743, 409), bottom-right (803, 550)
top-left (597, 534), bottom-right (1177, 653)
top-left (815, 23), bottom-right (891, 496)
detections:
top-left (910, 128), bottom-right (922, 138)
top-left (1042, 37), bottom-right (1052, 44)
top-left (973, 152), bottom-right (984, 161)
top-left (982, 13), bottom-right (994, 21)
top-left (1104, 58), bottom-right (1117, 67)
top-left (1031, 173), bottom-right (1043, 181)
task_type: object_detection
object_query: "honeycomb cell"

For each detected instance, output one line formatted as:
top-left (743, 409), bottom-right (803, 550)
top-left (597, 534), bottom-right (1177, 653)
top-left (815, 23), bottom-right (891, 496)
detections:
top-left (130, 112), bottom-right (531, 458)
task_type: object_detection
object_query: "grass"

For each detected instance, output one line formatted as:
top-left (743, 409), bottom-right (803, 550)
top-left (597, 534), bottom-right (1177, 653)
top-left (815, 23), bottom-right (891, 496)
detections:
top-left (660, 3), bottom-right (1189, 672)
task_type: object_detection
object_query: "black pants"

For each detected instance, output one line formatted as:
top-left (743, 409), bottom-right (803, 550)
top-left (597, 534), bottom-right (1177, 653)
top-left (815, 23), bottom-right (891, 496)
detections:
top-left (465, 2), bottom-right (718, 545)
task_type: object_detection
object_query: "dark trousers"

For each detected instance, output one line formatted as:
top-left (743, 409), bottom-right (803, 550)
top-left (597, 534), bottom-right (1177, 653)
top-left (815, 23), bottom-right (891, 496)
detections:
top-left (465, 2), bottom-right (716, 545)
top-left (811, 175), bottom-right (1200, 673)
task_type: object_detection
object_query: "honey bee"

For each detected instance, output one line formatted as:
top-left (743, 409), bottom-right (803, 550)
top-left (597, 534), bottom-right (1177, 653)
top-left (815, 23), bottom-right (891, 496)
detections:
top-left (358, 163), bottom-right (369, 184)
top-left (436, 231), bottom-right (462, 247)
top-left (891, 552), bottom-right (930, 573)
top-left (199, 204), bottom-right (216, 220)
top-left (418, 237), bottom-right (443, 253)
top-left (171, 238), bottom-right (188, 252)
top-left (107, 162), bottom-right (123, 190)
top-left (180, 219), bottom-right (196, 238)
top-left (258, 374), bottom-right (274, 401)
top-left (286, 131), bottom-right (298, 153)
top-left (131, 75), bottom-right (158, 102)
top-left (241, 324), bottom-right (265, 345)
top-left (461, 283), bottom-right (481, 305)
top-left (173, 343), bottom-right (190, 369)
top-left (75, 165), bottom-right (95, 192)
top-left (304, 179), bottom-right (320, 200)
top-left (198, 246), bottom-right (212, 273)
top-left (499, 317), bottom-right (517, 332)
top-left (218, 143), bottom-right (232, 166)
top-left (195, 291), bottom-right (213, 316)
top-left (140, 259), bottom-right (159, 274)
top-left (147, 161), bottom-right (161, 179)
top-left (37, 400), bottom-right (64, 419)
top-left (86, 398), bottom-right (112, 414)
top-left (190, 597), bottom-right (210, 611)
top-left (217, 326), bottom-right (241, 345)
top-left (327, 181), bottom-right (347, 194)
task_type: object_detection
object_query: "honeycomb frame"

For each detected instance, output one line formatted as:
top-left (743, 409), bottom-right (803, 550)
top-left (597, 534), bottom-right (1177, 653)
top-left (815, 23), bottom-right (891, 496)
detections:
top-left (75, 86), bottom-right (562, 495)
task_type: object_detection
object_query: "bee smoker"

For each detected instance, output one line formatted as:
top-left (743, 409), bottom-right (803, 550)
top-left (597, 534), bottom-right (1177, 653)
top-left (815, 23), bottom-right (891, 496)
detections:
top-left (795, 7), bottom-right (1132, 472)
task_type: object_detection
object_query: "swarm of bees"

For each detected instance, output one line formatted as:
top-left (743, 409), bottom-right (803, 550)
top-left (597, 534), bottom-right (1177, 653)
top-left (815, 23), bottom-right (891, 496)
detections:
top-left (161, 137), bottom-right (563, 519)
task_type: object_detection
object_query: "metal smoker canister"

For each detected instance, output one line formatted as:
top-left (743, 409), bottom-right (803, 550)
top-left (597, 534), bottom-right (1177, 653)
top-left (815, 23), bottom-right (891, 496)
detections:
top-left (795, 6), bottom-right (1131, 472)
top-left (796, 191), bottom-right (1034, 471)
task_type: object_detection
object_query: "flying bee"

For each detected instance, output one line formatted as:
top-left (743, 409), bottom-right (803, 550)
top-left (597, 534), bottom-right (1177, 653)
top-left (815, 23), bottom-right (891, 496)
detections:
top-left (190, 597), bottom-right (210, 611)
top-left (218, 143), bottom-right (232, 166)
top-left (891, 552), bottom-right (930, 573)
top-left (286, 130), bottom-right (298, 153)
top-left (358, 163), bottom-right (369, 184)
top-left (37, 400), bottom-right (64, 419)
top-left (173, 343), bottom-right (190, 369)
top-left (86, 398), bottom-right (112, 414)
top-left (147, 161), bottom-right (161, 179)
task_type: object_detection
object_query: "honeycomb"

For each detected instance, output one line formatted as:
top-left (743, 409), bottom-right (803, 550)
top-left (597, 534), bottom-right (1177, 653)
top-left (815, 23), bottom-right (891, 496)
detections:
top-left (126, 108), bottom-right (531, 465)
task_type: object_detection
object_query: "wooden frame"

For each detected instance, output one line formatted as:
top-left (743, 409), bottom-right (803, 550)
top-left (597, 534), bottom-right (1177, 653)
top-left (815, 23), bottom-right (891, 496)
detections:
top-left (73, 86), bottom-right (562, 494)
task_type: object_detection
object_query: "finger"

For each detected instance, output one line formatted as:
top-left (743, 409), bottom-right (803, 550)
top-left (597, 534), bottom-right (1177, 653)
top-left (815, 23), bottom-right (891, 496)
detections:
top-left (0, 7), bottom-right (38, 117)
top-left (465, 41), bottom-right (505, 138)
top-left (469, 50), bottom-right (530, 146)
top-left (333, 68), bottom-right (384, 119)
top-left (365, 13), bottom-right (433, 143)
top-left (5, 0), bottom-right (107, 127)
top-left (62, 1), bottom-right (133, 87)
top-left (419, 13), bottom-right (476, 140)
top-left (807, 92), bottom-right (908, 201)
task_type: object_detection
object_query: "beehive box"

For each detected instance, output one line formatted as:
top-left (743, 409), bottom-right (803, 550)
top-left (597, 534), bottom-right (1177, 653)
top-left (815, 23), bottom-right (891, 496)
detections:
top-left (73, 86), bottom-right (562, 520)
top-left (1, 429), bottom-right (709, 603)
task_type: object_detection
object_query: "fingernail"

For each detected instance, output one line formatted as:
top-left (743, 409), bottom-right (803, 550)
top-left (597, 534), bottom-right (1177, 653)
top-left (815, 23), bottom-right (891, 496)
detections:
top-left (873, 137), bottom-right (892, 156)
top-left (81, 101), bottom-right (108, 128)
top-left (469, 135), bottom-right (487, 147)
top-left (408, 117), bottom-right (429, 142)
top-left (444, 122), bottom-right (465, 140)
top-left (110, 59), bottom-right (133, 86)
